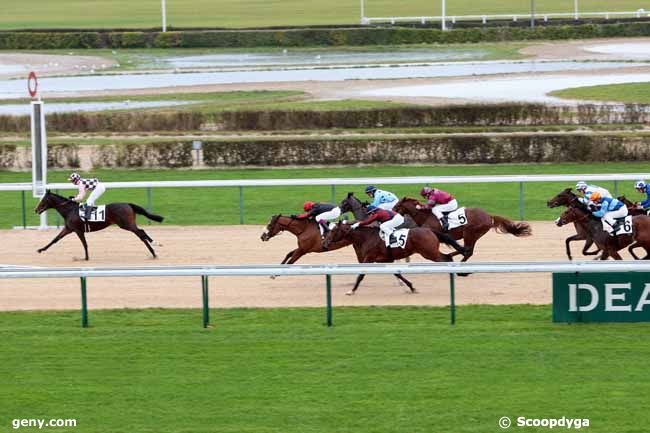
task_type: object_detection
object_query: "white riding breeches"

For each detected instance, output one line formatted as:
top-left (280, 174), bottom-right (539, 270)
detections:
top-left (602, 206), bottom-right (628, 231)
top-left (315, 207), bottom-right (341, 222)
top-left (380, 214), bottom-right (404, 237)
top-left (86, 183), bottom-right (106, 207)
top-left (377, 200), bottom-right (398, 211)
top-left (431, 199), bottom-right (458, 219)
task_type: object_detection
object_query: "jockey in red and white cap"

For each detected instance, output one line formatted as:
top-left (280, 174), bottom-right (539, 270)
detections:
top-left (294, 201), bottom-right (341, 238)
top-left (418, 186), bottom-right (458, 231)
top-left (69, 172), bottom-right (106, 220)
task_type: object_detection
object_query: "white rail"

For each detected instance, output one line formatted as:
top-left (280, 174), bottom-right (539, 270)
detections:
top-left (2, 173), bottom-right (650, 192)
top-left (2, 261), bottom-right (650, 278)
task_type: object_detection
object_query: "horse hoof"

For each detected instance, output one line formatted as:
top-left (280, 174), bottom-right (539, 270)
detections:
top-left (345, 291), bottom-right (355, 296)
top-left (408, 289), bottom-right (418, 294)
top-left (37, 249), bottom-right (42, 254)
top-left (457, 272), bottom-right (471, 277)
top-left (270, 275), bottom-right (277, 280)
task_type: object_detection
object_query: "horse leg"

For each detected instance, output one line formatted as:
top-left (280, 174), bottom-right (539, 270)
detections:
top-left (394, 274), bottom-right (416, 293)
top-left (135, 229), bottom-right (157, 258)
top-left (628, 243), bottom-right (642, 260)
top-left (581, 238), bottom-right (600, 256)
top-left (37, 227), bottom-right (72, 254)
top-left (347, 274), bottom-right (366, 296)
top-left (138, 228), bottom-right (154, 243)
top-left (610, 250), bottom-right (623, 260)
top-left (281, 249), bottom-right (296, 264)
top-left (286, 249), bottom-right (305, 264)
top-left (75, 231), bottom-right (89, 261)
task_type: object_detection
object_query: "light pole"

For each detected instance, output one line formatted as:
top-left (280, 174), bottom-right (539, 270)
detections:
top-left (441, 0), bottom-right (447, 30)
top-left (530, 0), bottom-right (536, 28)
top-left (574, 0), bottom-right (579, 20)
top-left (161, 0), bottom-right (167, 32)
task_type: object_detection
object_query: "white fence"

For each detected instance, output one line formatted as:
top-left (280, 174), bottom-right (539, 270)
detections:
top-left (3, 173), bottom-right (650, 228)
top-left (3, 261), bottom-right (650, 328)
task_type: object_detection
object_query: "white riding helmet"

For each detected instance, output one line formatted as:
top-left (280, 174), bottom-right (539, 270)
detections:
top-left (575, 181), bottom-right (588, 192)
top-left (635, 180), bottom-right (647, 190)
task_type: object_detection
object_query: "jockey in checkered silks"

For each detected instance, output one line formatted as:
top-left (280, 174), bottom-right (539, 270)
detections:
top-left (68, 172), bottom-right (106, 221)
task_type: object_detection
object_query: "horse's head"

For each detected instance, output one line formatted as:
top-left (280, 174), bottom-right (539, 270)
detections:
top-left (261, 214), bottom-right (283, 241)
top-left (547, 188), bottom-right (577, 208)
top-left (339, 192), bottom-right (368, 220)
top-left (34, 190), bottom-right (56, 215)
top-left (323, 221), bottom-right (352, 249)
top-left (555, 206), bottom-right (589, 227)
top-left (393, 197), bottom-right (421, 216)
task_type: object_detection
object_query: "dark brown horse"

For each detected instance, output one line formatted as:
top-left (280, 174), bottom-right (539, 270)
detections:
top-left (547, 188), bottom-right (601, 260)
top-left (618, 196), bottom-right (647, 216)
top-left (261, 214), bottom-right (418, 290)
top-left (393, 197), bottom-right (531, 262)
top-left (555, 205), bottom-right (637, 260)
top-left (322, 222), bottom-right (453, 295)
top-left (35, 190), bottom-right (163, 260)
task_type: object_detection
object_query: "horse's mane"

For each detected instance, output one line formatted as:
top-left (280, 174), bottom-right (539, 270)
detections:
top-left (47, 190), bottom-right (74, 202)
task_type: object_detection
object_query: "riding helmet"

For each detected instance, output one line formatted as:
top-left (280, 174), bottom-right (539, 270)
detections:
top-left (303, 201), bottom-right (315, 211)
top-left (575, 181), bottom-right (588, 191)
top-left (365, 185), bottom-right (377, 194)
top-left (69, 172), bottom-right (81, 183)
top-left (420, 186), bottom-right (432, 196)
top-left (635, 180), bottom-right (647, 191)
top-left (590, 192), bottom-right (602, 202)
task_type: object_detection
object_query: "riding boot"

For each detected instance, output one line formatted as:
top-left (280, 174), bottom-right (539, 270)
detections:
top-left (388, 233), bottom-right (397, 246)
top-left (441, 215), bottom-right (449, 231)
top-left (84, 205), bottom-right (92, 221)
top-left (318, 220), bottom-right (329, 238)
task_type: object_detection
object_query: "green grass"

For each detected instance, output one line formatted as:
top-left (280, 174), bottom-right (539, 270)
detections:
top-left (1, 306), bottom-right (650, 432)
top-left (1, 0), bottom-right (645, 29)
top-left (551, 82), bottom-right (650, 104)
top-left (2, 162), bottom-right (649, 228)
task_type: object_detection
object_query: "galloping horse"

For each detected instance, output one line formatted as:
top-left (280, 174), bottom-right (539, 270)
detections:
top-left (323, 222), bottom-right (453, 295)
top-left (555, 206), bottom-right (635, 260)
top-left (393, 197), bottom-right (532, 262)
top-left (35, 190), bottom-right (164, 260)
top-left (547, 189), bottom-right (645, 260)
top-left (261, 214), bottom-right (418, 288)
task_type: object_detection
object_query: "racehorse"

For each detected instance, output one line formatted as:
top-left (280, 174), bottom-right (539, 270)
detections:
top-left (261, 214), bottom-right (419, 288)
top-left (555, 205), bottom-right (640, 260)
top-left (34, 190), bottom-right (164, 260)
top-left (322, 221), bottom-right (453, 295)
top-left (393, 197), bottom-right (532, 262)
top-left (547, 189), bottom-right (645, 260)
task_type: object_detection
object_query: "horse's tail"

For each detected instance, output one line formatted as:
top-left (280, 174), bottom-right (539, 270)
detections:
top-left (434, 231), bottom-right (466, 255)
top-left (491, 215), bottom-right (532, 237)
top-left (129, 204), bottom-right (164, 223)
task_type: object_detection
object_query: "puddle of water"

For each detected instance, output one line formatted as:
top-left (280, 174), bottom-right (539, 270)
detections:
top-left (0, 100), bottom-right (192, 116)
top-left (0, 64), bottom-right (28, 75)
top-left (585, 43), bottom-right (650, 59)
top-left (166, 49), bottom-right (487, 68)
top-left (363, 73), bottom-right (650, 104)
top-left (0, 61), bottom-right (644, 99)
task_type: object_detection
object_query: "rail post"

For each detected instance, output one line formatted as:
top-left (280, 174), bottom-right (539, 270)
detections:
top-left (55, 189), bottom-right (61, 228)
top-left (449, 273), bottom-right (456, 325)
top-left (239, 186), bottom-right (244, 224)
top-left (331, 184), bottom-right (336, 203)
top-left (614, 180), bottom-right (619, 197)
top-left (147, 187), bottom-right (152, 225)
top-left (326, 274), bottom-right (333, 327)
top-left (202, 275), bottom-right (210, 328)
top-left (21, 190), bottom-right (26, 228)
top-left (519, 181), bottom-right (525, 221)
top-left (80, 277), bottom-right (88, 328)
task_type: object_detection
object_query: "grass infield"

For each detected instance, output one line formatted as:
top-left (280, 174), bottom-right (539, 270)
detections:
top-left (1, 162), bottom-right (649, 228)
top-left (1, 306), bottom-right (649, 432)
top-left (551, 82), bottom-right (650, 104)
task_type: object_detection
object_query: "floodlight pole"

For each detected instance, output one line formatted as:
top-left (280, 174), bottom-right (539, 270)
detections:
top-left (574, 0), bottom-right (579, 20)
top-left (441, 0), bottom-right (447, 30)
top-left (162, 0), bottom-right (167, 32)
top-left (360, 0), bottom-right (365, 23)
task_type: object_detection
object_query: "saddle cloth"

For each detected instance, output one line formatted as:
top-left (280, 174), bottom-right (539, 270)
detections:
top-left (446, 207), bottom-right (468, 230)
top-left (79, 205), bottom-right (106, 222)
top-left (605, 215), bottom-right (632, 236)
top-left (379, 228), bottom-right (409, 249)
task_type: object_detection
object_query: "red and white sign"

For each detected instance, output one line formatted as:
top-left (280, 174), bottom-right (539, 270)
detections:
top-left (27, 71), bottom-right (38, 98)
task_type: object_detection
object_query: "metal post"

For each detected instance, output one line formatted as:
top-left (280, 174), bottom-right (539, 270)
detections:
top-left (202, 275), bottom-right (210, 328)
top-left (530, 0), bottom-right (536, 28)
top-left (326, 274), bottom-right (333, 327)
top-left (21, 190), bottom-right (26, 229)
top-left (147, 187), bottom-right (152, 225)
top-left (519, 182), bottom-right (525, 221)
top-left (449, 273), bottom-right (456, 325)
top-left (331, 185), bottom-right (336, 204)
top-left (239, 186), bottom-right (244, 224)
top-left (55, 189), bottom-right (60, 228)
top-left (574, 0), bottom-right (579, 20)
top-left (161, 0), bottom-right (167, 32)
top-left (441, 0), bottom-right (447, 30)
top-left (360, 0), bottom-right (365, 22)
top-left (80, 277), bottom-right (88, 328)
top-left (614, 180), bottom-right (619, 197)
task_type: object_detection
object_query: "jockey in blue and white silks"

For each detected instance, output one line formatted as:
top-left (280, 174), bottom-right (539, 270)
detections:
top-left (589, 192), bottom-right (628, 233)
top-left (365, 185), bottom-right (398, 211)
top-left (575, 181), bottom-right (611, 205)
top-left (635, 180), bottom-right (650, 211)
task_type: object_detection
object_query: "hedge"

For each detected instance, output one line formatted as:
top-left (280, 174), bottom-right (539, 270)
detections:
top-left (3, 21), bottom-right (650, 49)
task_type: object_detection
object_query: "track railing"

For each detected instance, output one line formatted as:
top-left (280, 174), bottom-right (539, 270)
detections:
top-left (3, 261), bottom-right (650, 328)
top-left (4, 173), bottom-right (650, 228)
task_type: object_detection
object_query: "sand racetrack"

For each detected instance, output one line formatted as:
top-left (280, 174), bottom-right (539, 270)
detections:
top-left (0, 221), bottom-right (617, 311)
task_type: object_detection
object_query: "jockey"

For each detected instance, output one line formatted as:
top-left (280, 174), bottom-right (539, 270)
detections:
top-left (589, 192), bottom-right (628, 234)
top-left (351, 205), bottom-right (404, 247)
top-left (68, 172), bottom-right (106, 221)
top-left (294, 201), bottom-right (341, 238)
top-left (634, 180), bottom-right (650, 212)
top-left (575, 181), bottom-right (611, 204)
top-left (417, 186), bottom-right (458, 231)
top-left (365, 185), bottom-right (399, 211)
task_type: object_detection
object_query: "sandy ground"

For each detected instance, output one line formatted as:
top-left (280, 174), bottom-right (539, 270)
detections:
top-left (0, 221), bottom-right (616, 311)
